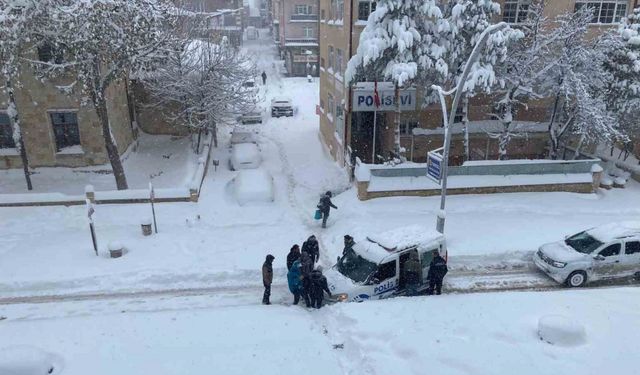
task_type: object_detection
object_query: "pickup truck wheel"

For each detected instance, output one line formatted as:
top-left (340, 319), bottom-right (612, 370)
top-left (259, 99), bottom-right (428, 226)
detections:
top-left (566, 271), bottom-right (587, 287)
top-left (634, 272), bottom-right (640, 281)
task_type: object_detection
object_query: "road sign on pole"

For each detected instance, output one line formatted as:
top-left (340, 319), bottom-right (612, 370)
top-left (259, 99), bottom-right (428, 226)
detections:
top-left (149, 182), bottom-right (158, 234)
top-left (427, 148), bottom-right (444, 183)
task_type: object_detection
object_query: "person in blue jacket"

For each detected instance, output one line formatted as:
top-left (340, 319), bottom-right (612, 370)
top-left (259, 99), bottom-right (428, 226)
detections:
top-left (287, 259), bottom-right (304, 305)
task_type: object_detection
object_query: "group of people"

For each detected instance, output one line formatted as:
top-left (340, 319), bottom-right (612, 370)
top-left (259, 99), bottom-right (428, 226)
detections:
top-left (262, 235), bottom-right (333, 308)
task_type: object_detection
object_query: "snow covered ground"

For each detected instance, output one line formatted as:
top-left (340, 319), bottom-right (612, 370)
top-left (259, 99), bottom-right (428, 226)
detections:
top-left (1, 287), bottom-right (639, 375)
top-left (0, 133), bottom-right (199, 194)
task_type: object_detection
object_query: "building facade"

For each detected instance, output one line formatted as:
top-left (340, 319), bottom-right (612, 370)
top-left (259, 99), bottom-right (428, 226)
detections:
top-left (272, 0), bottom-right (320, 76)
top-left (318, 0), bottom-right (637, 166)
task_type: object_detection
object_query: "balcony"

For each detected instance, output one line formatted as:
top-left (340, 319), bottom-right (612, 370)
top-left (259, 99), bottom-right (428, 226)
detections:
top-left (290, 14), bottom-right (318, 21)
top-left (284, 37), bottom-right (318, 47)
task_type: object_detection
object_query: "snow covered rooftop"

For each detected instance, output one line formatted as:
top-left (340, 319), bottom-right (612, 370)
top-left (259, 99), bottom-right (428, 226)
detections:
top-left (587, 222), bottom-right (640, 242)
top-left (355, 225), bottom-right (444, 263)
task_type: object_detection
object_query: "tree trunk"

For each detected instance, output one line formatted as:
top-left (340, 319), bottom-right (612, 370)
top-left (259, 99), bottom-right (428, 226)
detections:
top-left (547, 90), bottom-right (562, 160)
top-left (462, 95), bottom-right (470, 162)
top-left (6, 79), bottom-right (33, 190)
top-left (498, 102), bottom-right (513, 160)
top-left (196, 128), bottom-right (202, 154)
top-left (572, 134), bottom-right (585, 160)
top-left (94, 90), bottom-right (128, 190)
top-left (212, 120), bottom-right (218, 148)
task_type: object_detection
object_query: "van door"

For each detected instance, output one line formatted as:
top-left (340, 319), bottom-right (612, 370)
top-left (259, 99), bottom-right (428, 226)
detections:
top-left (592, 242), bottom-right (623, 280)
top-left (620, 240), bottom-right (640, 276)
top-left (420, 248), bottom-right (438, 285)
top-left (398, 249), bottom-right (418, 291)
top-left (369, 259), bottom-right (399, 299)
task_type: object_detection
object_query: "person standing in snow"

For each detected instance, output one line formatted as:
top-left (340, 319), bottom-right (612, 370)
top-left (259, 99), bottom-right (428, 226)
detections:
top-left (309, 266), bottom-right (332, 309)
top-left (427, 251), bottom-right (448, 296)
top-left (302, 235), bottom-right (320, 264)
top-left (287, 244), bottom-right (301, 271)
top-left (317, 191), bottom-right (337, 228)
top-left (262, 254), bottom-right (275, 305)
top-left (287, 259), bottom-right (304, 305)
top-left (261, 71), bottom-right (267, 85)
top-left (404, 252), bottom-right (422, 296)
top-left (343, 235), bottom-right (355, 257)
top-left (299, 250), bottom-right (313, 307)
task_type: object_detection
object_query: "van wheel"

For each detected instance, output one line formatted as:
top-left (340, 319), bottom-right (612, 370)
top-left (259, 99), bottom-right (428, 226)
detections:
top-left (634, 272), bottom-right (640, 281)
top-left (566, 271), bottom-right (587, 287)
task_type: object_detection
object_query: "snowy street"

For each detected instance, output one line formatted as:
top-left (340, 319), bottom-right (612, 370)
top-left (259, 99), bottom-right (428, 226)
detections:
top-left (2, 26), bottom-right (640, 375)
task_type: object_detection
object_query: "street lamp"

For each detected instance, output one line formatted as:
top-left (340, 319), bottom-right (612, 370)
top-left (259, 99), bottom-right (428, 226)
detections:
top-left (433, 22), bottom-right (507, 234)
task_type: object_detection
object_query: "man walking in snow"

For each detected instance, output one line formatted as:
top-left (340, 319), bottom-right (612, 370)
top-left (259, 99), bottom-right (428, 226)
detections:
top-left (317, 191), bottom-right (337, 228)
top-left (302, 235), bottom-right (320, 264)
top-left (309, 266), bottom-right (332, 309)
top-left (299, 250), bottom-right (314, 307)
top-left (343, 235), bottom-right (355, 257)
top-left (261, 71), bottom-right (267, 85)
top-left (427, 251), bottom-right (448, 296)
top-left (404, 252), bottom-right (422, 296)
top-left (287, 244), bottom-right (301, 271)
top-left (262, 254), bottom-right (275, 305)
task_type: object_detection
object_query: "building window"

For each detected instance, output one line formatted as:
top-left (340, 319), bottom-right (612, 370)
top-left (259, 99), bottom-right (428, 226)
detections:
top-left (50, 112), bottom-right (80, 152)
top-left (399, 121), bottom-right (418, 136)
top-left (328, 94), bottom-right (335, 119)
top-left (328, 46), bottom-right (334, 72)
top-left (503, 0), bottom-right (531, 24)
top-left (320, 98), bottom-right (325, 110)
top-left (303, 27), bottom-right (314, 38)
top-left (330, 0), bottom-right (335, 19)
top-left (336, 103), bottom-right (345, 140)
top-left (336, 48), bottom-right (343, 73)
top-left (358, 0), bottom-right (376, 21)
top-left (454, 106), bottom-right (464, 123)
top-left (320, 57), bottom-right (325, 68)
top-left (575, 1), bottom-right (628, 24)
top-left (321, 9), bottom-right (325, 19)
top-left (295, 4), bottom-right (309, 14)
top-left (0, 112), bottom-right (16, 149)
top-left (37, 42), bottom-right (63, 64)
top-left (336, 0), bottom-right (344, 20)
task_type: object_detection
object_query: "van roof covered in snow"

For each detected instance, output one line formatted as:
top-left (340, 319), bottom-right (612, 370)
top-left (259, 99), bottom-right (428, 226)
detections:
top-left (587, 221), bottom-right (640, 242)
top-left (356, 225), bottom-right (444, 263)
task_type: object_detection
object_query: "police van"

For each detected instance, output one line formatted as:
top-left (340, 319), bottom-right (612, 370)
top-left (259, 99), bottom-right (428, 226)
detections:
top-left (326, 226), bottom-right (446, 302)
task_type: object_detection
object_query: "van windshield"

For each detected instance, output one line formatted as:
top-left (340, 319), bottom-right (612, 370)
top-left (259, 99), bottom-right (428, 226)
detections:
top-left (336, 248), bottom-right (378, 283)
top-left (565, 231), bottom-right (603, 254)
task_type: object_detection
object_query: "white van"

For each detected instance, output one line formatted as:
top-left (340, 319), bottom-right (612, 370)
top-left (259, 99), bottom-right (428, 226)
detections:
top-left (326, 226), bottom-right (447, 302)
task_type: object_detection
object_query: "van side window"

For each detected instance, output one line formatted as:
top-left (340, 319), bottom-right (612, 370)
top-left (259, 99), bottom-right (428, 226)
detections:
top-left (421, 249), bottom-right (437, 269)
top-left (625, 241), bottom-right (640, 255)
top-left (599, 243), bottom-right (621, 257)
top-left (374, 261), bottom-right (396, 282)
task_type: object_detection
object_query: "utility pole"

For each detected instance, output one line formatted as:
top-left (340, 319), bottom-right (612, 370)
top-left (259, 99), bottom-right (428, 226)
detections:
top-left (433, 22), bottom-right (507, 234)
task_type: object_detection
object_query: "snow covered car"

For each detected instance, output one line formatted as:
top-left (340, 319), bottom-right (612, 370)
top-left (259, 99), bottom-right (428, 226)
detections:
top-left (229, 129), bottom-right (257, 148)
top-left (229, 143), bottom-right (261, 170)
top-left (232, 169), bottom-right (274, 205)
top-left (325, 226), bottom-right (447, 302)
top-left (534, 222), bottom-right (640, 287)
top-left (270, 97), bottom-right (293, 117)
top-left (239, 111), bottom-right (262, 125)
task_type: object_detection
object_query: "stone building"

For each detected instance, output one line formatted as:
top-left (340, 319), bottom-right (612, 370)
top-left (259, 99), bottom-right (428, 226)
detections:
top-left (272, 0), bottom-right (320, 76)
top-left (318, 0), bottom-right (637, 166)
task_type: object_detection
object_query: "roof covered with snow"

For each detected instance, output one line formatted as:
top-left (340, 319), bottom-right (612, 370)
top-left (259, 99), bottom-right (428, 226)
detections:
top-left (587, 222), bottom-right (640, 242)
top-left (355, 225), bottom-right (444, 263)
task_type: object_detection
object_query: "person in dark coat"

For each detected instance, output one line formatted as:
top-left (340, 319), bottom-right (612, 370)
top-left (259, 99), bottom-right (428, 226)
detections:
top-left (262, 254), bottom-right (275, 304)
top-left (287, 244), bottom-right (301, 271)
top-left (261, 71), bottom-right (267, 85)
top-left (299, 251), bottom-right (313, 307)
top-left (302, 235), bottom-right (320, 264)
top-left (343, 235), bottom-right (355, 256)
top-left (317, 191), bottom-right (337, 228)
top-left (426, 251), bottom-right (448, 295)
top-left (309, 266), bottom-right (332, 309)
top-left (404, 252), bottom-right (422, 296)
top-left (287, 260), bottom-right (303, 305)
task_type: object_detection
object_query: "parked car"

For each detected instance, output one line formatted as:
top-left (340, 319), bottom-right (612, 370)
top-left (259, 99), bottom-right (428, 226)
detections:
top-left (325, 225), bottom-right (447, 302)
top-left (245, 26), bottom-right (258, 40)
top-left (229, 129), bottom-right (257, 148)
top-left (229, 143), bottom-right (261, 171)
top-left (534, 222), bottom-right (640, 287)
top-left (239, 111), bottom-right (262, 125)
top-left (270, 97), bottom-right (293, 117)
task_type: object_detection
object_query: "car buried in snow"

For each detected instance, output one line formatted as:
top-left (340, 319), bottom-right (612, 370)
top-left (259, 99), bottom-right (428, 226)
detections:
top-left (534, 222), bottom-right (640, 287)
top-left (270, 97), bottom-right (294, 117)
top-left (325, 226), bottom-right (447, 302)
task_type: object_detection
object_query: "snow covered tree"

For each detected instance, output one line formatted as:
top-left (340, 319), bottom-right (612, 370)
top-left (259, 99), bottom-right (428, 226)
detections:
top-left (603, 6), bottom-right (640, 159)
top-left (0, 0), bottom-right (51, 190)
top-left (444, 0), bottom-right (504, 162)
top-left (33, 0), bottom-right (180, 190)
top-left (142, 33), bottom-right (257, 149)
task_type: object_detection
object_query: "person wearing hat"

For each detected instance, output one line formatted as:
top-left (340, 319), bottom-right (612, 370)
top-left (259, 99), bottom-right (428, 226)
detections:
top-left (343, 235), bottom-right (355, 257)
top-left (317, 191), bottom-right (337, 228)
top-left (309, 265), bottom-right (332, 309)
top-left (262, 254), bottom-right (275, 305)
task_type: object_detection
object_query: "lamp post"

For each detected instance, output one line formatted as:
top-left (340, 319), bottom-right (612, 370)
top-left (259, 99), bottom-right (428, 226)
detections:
top-left (433, 22), bottom-right (507, 234)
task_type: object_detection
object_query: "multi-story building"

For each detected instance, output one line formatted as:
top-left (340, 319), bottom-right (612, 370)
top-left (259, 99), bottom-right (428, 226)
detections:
top-left (181, 0), bottom-right (245, 46)
top-left (272, 0), bottom-right (320, 76)
top-left (319, 0), bottom-right (637, 166)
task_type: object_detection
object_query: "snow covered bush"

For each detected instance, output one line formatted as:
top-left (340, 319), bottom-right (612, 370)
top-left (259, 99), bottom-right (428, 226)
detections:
top-left (537, 315), bottom-right (586, 347)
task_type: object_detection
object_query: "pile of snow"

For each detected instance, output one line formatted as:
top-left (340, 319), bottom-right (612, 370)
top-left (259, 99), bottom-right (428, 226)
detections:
top-left (233, 169), bottom-right (274, 205)
top-left (537, 315), bottom-right (587, 347)
top-left (0, 346), bottom-right (63, 375)
top-left (367, 225), bottom-right (443, 251)
top-left (230, 143), bottom-right (261, 170)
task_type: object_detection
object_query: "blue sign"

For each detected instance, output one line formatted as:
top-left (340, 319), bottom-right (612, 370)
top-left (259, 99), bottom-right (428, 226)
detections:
top-left (427, 151), bottom-right (443, 182)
